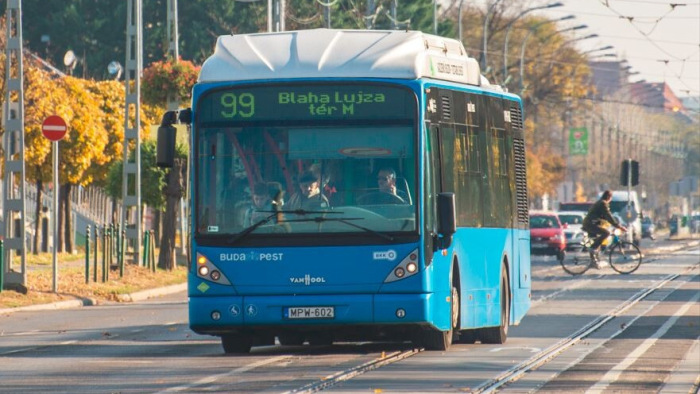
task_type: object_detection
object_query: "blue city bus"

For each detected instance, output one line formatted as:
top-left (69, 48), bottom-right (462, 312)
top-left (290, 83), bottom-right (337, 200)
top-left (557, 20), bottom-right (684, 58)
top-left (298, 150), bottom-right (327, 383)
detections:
top-left (157, 29), bottom-right (530, 353)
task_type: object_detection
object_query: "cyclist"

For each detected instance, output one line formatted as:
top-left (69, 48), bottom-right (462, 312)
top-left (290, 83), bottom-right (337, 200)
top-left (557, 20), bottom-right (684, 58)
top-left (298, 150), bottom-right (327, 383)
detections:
top-left (582, 190), bottom-right (627, 267)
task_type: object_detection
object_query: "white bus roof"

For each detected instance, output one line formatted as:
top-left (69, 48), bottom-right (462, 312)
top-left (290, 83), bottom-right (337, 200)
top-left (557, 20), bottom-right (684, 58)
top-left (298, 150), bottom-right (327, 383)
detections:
top-left (199, 29), bottom-right (487, 87)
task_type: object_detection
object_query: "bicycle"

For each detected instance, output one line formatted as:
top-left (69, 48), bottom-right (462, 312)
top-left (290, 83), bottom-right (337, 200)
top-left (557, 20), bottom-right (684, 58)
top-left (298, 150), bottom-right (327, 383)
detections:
top-left (560, 228), bottom-right (643, 275)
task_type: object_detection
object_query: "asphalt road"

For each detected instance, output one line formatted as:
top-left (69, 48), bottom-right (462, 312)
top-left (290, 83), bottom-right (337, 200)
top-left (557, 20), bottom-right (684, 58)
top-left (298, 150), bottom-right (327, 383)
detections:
top-left (0, 237), bottom-right (697, 393)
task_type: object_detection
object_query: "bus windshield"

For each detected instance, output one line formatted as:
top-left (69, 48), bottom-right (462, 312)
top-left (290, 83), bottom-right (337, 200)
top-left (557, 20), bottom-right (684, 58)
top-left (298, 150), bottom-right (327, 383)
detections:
top-left (194, 83), bottom-right (418, 241)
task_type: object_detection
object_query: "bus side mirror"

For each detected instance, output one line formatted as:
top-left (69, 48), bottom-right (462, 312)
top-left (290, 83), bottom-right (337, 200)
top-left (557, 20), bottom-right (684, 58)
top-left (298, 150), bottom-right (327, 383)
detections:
top-left (437, 192), bottom-right (456, 249)
top-left (156, 110), bottom-right (179, 168)
top-left (156, 125), bottom-right (176, 168)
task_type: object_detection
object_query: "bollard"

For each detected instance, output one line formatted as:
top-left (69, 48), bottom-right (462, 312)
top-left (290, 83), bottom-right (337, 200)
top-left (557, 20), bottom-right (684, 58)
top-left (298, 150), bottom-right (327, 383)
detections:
top-left (94, 226), bottom-right (99, 283)
top-left (102, 225), bottom-right (107, 283)
top-left (0, 239), bottom-right (4, 293)
top-left (109, 223), bottom-right (115, 271)
top-left (119, 229), bottom-right (125, 278)
top-left (150, 230), bottom-right (156, 273)
top-left (143, 230), bottom-right (150, 268)
top-left (115, 223), bottom-right (121, 270)
top-left (107, 224), bottom-right (113, 278)
top-left (85, 225), bottom-right (91, 284)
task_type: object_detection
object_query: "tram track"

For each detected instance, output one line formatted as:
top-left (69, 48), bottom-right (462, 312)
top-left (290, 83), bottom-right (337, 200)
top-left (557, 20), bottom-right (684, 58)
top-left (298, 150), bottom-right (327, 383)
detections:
top-left (471, 263), bottom-right (698, 393)
top-left (278, 248), bottom-right (698, 393)
top-left (284, 348), bottom-right (422, 393)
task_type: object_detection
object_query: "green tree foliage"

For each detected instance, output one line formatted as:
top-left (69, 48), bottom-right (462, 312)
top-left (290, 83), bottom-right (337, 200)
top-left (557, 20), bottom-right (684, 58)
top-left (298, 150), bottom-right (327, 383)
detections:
top-left (22, 0), bottom-right (457, 76)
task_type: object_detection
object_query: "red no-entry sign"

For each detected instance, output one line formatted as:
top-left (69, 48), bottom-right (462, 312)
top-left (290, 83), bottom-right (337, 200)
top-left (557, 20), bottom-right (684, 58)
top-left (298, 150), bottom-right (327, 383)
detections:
top-left (42, 115), bottom-right (68, 141)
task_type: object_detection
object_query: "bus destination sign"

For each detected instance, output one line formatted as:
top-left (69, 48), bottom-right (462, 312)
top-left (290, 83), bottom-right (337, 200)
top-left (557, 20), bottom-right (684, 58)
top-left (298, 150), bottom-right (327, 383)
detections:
top-left (198, 84), bottom-right (414, 123)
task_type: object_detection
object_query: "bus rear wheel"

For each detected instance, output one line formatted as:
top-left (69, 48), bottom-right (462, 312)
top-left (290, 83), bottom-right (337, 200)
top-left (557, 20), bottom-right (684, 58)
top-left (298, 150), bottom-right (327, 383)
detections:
top-left (479, 269), bottom-right (509, 344)
top-left (221, 334), bottom-right (252, 354)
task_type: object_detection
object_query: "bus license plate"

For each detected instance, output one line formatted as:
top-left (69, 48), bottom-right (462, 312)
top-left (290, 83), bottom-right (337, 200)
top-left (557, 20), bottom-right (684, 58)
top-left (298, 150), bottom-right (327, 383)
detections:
top-left (285, 306), bottom-right (334, 319)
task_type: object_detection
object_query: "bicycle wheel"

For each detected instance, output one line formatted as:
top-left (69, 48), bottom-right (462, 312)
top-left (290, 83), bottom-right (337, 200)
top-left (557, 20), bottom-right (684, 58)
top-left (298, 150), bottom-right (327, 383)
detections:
top-left (608, 241), bottom-right (642, 274)
top-left (560, 250), bottom-right (591, 275)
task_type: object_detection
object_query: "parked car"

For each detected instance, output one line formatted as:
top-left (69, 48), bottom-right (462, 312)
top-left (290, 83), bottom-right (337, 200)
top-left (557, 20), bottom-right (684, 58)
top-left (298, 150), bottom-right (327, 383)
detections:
top-left (641, 216), bottom-right (656, 240)
top-left (557, 211), bottom-right (586, 251)
top-left (529, 211), bottom-right (566, 260)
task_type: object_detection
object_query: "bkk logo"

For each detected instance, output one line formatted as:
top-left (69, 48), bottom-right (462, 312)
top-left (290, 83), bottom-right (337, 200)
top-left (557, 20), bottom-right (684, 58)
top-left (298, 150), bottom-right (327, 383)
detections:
top-left (373, 249), bottom-right (397, 261)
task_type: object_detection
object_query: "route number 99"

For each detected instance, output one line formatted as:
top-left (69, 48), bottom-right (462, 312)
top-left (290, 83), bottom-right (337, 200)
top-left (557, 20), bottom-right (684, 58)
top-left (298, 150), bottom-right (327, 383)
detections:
top-left (220, 92), bottom-right (255, 118)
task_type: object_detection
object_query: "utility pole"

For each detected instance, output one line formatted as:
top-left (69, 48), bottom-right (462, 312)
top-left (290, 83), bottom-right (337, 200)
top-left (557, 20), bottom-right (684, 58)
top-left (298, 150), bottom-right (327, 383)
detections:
top-left (2, 0), bottom-right (27, 292)
top-left (366, 0), bottom-right (374, 29)
top-left (123, 0), bottom-right (143, 265)
top-left (273, 0), bottom-right (285, 32)
top-left (167, 0), bottom-right (188, 258)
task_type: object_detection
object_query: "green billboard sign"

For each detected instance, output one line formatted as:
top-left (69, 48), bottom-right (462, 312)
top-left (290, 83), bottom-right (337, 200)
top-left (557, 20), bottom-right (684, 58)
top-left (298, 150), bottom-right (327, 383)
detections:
top-left (569, 127), bottom-right (589, 156)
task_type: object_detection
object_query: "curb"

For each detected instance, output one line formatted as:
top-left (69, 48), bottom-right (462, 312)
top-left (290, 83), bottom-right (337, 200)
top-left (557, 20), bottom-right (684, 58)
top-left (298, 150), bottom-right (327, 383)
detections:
top-left (0, 283), bottom-right (187, 315)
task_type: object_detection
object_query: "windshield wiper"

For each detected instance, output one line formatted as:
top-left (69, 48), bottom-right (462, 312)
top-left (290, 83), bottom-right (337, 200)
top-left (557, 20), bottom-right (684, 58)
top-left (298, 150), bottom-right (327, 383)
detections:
top-left (228, 209), bottom-right (343, 244)
top-left (228, 212), bottom-right (280, 245)
top-left (283, 216), bottom-right (395, 242)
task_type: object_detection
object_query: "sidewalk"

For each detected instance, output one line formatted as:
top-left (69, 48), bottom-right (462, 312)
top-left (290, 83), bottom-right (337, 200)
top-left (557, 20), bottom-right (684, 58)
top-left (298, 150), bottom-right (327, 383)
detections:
top-left (0, 282), bottom-right (187, 315)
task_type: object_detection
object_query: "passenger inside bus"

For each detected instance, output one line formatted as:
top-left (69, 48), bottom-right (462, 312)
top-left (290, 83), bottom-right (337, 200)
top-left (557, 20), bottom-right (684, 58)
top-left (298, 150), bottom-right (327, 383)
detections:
top-left (357, 167), bottom-right (409, 205)
top-left (244, 182), bottom-right (274, 226)
top-left (286, 171), bottom-right (330, 211)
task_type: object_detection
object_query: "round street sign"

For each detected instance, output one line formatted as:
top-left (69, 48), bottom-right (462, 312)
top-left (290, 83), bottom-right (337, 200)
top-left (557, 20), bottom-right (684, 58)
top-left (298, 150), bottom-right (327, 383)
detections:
top-left (42, 115), bottom-right (68, 141)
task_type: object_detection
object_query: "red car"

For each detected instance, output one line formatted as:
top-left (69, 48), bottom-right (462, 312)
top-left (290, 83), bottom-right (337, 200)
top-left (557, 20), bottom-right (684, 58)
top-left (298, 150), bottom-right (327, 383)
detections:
top-left (529, 211), bottom-right (567, 260)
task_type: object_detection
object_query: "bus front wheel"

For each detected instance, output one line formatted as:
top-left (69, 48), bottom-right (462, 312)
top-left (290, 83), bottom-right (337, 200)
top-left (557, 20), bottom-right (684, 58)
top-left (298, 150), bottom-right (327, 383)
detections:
top-left (221, 334), bottom-right (252, 354)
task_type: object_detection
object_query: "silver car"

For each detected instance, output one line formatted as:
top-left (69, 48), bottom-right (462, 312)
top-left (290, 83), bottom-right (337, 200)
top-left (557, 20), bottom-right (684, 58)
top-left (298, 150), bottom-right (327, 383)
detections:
top-left (557, 211), bottom-right (586, 251)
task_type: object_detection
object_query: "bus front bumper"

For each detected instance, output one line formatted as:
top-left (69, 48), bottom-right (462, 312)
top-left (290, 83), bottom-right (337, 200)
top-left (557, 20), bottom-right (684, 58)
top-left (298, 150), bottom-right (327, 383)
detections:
top-left (189, 293), bottom-right (442, 334)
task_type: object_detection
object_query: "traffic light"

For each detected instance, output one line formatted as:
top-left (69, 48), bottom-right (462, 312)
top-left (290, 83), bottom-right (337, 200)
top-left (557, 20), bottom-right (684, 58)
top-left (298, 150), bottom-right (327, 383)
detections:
top-left (631, 160), bottom-right (639, 186)
top-left (620, 159), bottom-right (639, 186)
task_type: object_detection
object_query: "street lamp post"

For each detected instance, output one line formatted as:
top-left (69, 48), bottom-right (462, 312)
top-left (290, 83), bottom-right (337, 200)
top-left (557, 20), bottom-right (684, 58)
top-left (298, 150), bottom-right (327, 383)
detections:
top-left (502, 3), bottom-right (565, 82)
top-left (236, 0), bottom-right (277, 32)
top-left (458, 0), bottom-right (464, 41)
top-left (590, 53), bottom-right (617, 60)
top-left (481, 0), bottom-right (503, 70)
top-left (582, 45), bottom-right (613, 55)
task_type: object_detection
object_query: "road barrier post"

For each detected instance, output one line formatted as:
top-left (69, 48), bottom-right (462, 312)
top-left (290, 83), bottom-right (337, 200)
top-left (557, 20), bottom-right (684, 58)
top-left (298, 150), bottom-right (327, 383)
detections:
top-left (102, 224), bottom-right (107, 283)
top-left (120, 229), bottom-right (125, 278)
top-left (93, 225), bottom-right (99, 283)
top-left (0, 239), bottom-right (4, 293)
top-left (85, 225), bottom-right (90, 284)
top-left (150, 230), bottom-right (156, 273)
top-left (116, 223), bottom-right (121, 270)
top-left (143, 230), bottom-right (150, 268)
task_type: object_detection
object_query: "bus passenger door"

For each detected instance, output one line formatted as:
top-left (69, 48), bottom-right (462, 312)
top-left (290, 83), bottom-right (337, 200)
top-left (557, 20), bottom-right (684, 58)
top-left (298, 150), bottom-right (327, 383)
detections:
top-left (424, 123), bottom-right (440, 265)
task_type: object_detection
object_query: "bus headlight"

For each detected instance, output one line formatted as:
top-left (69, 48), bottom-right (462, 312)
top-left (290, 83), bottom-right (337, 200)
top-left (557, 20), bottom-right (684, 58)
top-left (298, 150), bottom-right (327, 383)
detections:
top-left (384, 249), bottom-right (420, 283)
top-left (198, 266), bottom-right (210, 276)
top-left (195, 253), bottom-right (232, 285)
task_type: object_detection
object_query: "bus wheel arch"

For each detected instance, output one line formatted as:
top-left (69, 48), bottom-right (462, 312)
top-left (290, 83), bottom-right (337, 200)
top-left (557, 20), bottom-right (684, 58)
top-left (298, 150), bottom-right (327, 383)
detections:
top-left (451, 258), bottom-right (462, 332)
top-left (417, 259), bottom-right (459, 351)
top-left (479, 259), bottom-right (510, 344)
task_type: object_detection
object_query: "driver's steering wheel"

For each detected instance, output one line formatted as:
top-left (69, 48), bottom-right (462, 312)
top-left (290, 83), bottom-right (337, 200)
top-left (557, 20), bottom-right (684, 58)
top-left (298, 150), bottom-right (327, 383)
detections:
top-left (357, 191), bottom-right (406, 205)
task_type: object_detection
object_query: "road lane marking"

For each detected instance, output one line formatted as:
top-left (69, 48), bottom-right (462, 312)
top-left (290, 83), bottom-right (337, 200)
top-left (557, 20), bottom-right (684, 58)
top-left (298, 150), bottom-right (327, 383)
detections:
top-left (586, 290), bottom-right (700, 394)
